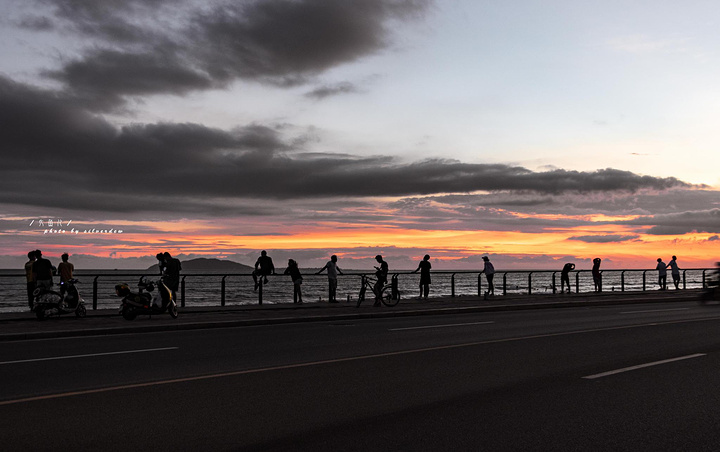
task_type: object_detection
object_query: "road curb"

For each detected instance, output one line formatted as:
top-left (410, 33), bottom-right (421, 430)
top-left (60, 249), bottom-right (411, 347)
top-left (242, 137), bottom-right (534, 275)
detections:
top-left (0, 293), bottom-right (700, 342)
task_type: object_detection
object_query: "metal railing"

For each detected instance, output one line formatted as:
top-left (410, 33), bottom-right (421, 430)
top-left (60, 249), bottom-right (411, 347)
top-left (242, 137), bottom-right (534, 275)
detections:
top-left (1, 268), bottom-right (715, 310)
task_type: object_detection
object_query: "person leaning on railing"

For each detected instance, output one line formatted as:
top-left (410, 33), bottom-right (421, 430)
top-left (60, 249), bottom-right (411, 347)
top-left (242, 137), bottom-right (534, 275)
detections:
top-left (24, 250), bottom-right (37, 310)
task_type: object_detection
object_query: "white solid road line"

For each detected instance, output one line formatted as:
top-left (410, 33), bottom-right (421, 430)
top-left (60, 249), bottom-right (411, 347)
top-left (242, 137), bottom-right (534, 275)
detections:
top-left (0, 347), bottom-right (179, 366)
top-left (582, 353), bottom-right (706, 380)
top-left (620, 308), bottom-right (690, 314)
top-left (389, 321), bottom-right (495, 331)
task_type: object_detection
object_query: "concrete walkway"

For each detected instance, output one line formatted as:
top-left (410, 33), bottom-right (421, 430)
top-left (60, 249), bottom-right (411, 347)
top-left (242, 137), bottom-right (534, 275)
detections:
top-left (0, 289), bottom-right (706, 341)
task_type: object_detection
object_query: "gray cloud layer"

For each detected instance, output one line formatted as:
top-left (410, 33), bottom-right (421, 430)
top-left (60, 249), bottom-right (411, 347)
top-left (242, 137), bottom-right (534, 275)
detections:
top-left (626, 209), bottom-right (720, 235)
top-left (0, 74), bottom-right (693, 214)
top-left (567, 234), bottom-right (640, 243)
top-left (25, 0), bottom-right (430, 109)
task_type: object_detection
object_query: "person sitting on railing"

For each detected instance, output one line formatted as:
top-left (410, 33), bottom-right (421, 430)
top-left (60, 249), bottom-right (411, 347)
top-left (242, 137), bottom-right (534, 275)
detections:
top-left (253, 250), bottom-right (275, 291)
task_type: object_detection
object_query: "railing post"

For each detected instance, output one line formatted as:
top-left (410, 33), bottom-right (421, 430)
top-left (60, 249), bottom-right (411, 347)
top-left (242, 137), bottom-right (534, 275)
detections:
top-left (181, 276), bottom-right (186, 307)
top-left (258, 278), bottom-right (263, 305)
top-left (552, 272), bottom-right (556, 294)
top-left (575, 272), bottom-right (579, 294)
top-left (528, 272), bottom-right (533, 295)
top-left (682, 270), bottom-right (686, 289)
top-left (478, 273), bottom-right (483, 297)
top-left (221, 275), bottom-right (226, 307)
top-left (93, 275), bottom-right (99, 310)
top-left (621, 271), bottom-right (625, 292)
top-left (451, 273), bottom-right (456, 297)
top-left (642, 271), bottom-right (647, 291)
top-left (503, 273), bottom-right (507, 295)
top-left (392, 274), bottom-right (399, 300)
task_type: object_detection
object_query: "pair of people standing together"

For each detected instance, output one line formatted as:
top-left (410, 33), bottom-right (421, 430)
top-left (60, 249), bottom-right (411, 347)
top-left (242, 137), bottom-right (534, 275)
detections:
top-left (561, 258), bottom-right (603, 294)
top-left (412, 254), bottom-right (495, 300)
top-left (656, 256), bottom-right (681, 290)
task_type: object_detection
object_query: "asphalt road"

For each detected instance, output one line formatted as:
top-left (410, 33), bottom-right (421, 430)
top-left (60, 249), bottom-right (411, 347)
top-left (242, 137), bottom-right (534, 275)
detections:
top-left (3, 299), bottom-right (720, 451)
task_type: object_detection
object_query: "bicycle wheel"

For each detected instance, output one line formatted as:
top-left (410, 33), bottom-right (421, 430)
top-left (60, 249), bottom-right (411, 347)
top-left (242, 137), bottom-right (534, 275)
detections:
top-left (380, 285), bottom-right (399, 307)
top-left (356, 285), bottom-right (366, 307)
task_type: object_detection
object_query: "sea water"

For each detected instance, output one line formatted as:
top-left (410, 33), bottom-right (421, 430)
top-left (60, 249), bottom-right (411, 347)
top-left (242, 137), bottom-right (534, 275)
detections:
top-left (0, 269), bottom-right (712, 313)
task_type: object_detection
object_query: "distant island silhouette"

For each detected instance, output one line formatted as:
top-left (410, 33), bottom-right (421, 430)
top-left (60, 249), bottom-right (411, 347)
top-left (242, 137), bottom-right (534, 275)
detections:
top-left (147, 258), bottom-right (253, 272)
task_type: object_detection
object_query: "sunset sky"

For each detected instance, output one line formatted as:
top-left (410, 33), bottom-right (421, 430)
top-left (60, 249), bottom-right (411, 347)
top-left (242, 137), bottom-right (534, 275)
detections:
top-left (1, 0), bottom-right (719, 270)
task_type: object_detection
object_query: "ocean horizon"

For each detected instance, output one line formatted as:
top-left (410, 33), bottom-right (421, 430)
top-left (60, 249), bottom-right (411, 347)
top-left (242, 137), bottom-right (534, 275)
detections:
top-left (0, 268), bottom-right (713, 314)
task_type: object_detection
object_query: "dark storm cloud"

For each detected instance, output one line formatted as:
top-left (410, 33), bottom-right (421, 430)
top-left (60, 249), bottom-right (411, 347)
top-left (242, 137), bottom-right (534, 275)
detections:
top-left (258, 162), bottom-right (688, 199)
top-left (627, 209), bottom-right (720, 235)
top-left (567, 235), bottom-right (639, 243)
top-left (410, 188), bottom-right (719, 218)
top-left (0, 75), bottom-right (696, 214)
top-left (39, 0), bottom-right (184, 43)
top-left (45, 49), bottom-right (217, 106)
top-left (37, 0), bottom-right (430, 108)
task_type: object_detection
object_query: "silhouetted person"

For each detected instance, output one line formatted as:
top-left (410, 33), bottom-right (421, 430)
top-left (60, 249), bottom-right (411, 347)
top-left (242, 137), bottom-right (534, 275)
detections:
top-left (24, 251), bottom-right (37, 309)
top-left (667, 255), bottom-right (681, 289)
top-left (32, 250), bottom-right (54, 292)
top-left (284, 259), bottom-right (303, 303)
top-left (253, 250), bottom-right (275, 290)
top-left (163, 252), bottom-right (181, 300)
top-left (412, 254), bottom-right (432, 300)
top-left (316, 255), bottom-right (343, 303)
top-left (480, 256), bottom-right (495, 298)
top-left (592, 258), bottom-right (602, 292)
top-left (373, 255), bottom-right (389, 307)
top-left (156, 252), bottom-right (165, 275)
top-left (57, 253), bottom-right (74, 298)
top-left (656, 258), bottom-right (667, 290)
top-left (560, 263), bottom-right (575, 294)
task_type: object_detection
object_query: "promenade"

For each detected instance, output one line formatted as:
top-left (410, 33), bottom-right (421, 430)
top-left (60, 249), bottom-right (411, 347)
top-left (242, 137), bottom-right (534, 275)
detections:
top-left (0, 288), bottom-right (704, 341)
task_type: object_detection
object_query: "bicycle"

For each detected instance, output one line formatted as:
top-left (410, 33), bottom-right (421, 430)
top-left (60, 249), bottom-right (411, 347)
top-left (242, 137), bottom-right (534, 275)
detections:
top-left (356, 275), bottom-right (400, 307)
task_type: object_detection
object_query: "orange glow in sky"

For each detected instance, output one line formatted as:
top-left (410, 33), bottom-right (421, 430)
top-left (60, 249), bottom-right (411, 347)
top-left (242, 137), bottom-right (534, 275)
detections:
top-left (11, 218), bottom-right (718, 269)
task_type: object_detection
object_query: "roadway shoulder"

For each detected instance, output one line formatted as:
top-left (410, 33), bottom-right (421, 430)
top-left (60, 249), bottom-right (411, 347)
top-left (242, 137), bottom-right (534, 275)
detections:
top-left (0, 289), bottom-right (705, 341)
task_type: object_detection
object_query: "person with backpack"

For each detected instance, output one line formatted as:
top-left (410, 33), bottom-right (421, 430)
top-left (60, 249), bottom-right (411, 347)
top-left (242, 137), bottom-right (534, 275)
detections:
top-left (481, 256), bottom-right (496, 298)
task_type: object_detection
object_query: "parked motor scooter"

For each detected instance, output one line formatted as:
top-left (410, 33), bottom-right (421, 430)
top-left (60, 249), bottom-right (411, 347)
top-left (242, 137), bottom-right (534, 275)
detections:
top-left (33, 279), bottom-right (87, 320)
top-left (116, 276), bottom-right (178, 320)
